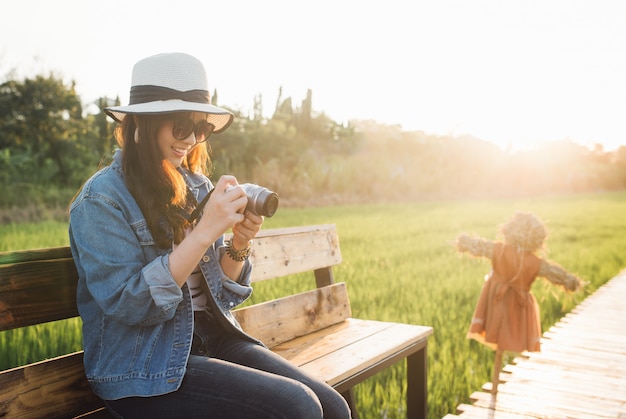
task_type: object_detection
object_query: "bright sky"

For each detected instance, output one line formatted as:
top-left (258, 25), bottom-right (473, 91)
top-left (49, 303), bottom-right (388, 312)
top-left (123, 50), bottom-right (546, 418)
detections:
top-left (1, 0), bottom-right (625, 151)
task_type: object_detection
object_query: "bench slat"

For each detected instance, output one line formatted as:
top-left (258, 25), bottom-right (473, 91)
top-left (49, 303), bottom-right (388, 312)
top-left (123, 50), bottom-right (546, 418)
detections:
top-left (274, 317), bottom-right (392, 365)
top-left (274, 318), bottom-right (433, 388)
top-left (247, 224), bottom-right (342, 282)
top-left (0, 246), bottom-right (73, 265)
top-left (0, 352), bottom-right (106, 419)
top-left (234, 282), bottom-right (351, 347)
top-left (0, 257), bottom-right (79, 331)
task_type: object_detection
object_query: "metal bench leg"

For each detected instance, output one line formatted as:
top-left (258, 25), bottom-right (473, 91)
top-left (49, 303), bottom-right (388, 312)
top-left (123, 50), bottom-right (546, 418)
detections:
top-left (407, 345), bottom-right (428, 419)
top-left (341, 388), bottom-right (360, 419)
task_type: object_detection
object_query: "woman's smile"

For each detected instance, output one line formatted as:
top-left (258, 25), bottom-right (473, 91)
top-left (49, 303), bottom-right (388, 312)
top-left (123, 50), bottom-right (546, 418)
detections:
top-left (171, 145), bottom-right (190, 158)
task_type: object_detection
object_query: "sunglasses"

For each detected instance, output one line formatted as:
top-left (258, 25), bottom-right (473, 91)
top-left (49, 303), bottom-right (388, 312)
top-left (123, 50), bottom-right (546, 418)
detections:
top-left (171, 118), bottom-right (215, 142)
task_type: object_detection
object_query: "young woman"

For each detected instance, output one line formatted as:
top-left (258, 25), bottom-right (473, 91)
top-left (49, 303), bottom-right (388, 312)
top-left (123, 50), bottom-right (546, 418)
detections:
top-left (69, 52), bottom-right (350, 419)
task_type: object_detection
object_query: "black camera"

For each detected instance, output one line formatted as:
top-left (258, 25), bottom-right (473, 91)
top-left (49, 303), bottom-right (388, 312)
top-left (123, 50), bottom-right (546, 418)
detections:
top-left (240, 183), bottom-right (279, 217)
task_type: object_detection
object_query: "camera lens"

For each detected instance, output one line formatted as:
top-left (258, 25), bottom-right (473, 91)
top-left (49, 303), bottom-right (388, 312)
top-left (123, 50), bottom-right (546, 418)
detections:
top-left (257, 189), bottom-right (279, 217)
top-left (241, 184), bottom-right (279, 217)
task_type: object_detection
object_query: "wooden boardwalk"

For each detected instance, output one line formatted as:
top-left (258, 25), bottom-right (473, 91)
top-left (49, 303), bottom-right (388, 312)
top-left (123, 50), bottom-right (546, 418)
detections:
top-left (444, 269), bottom-right (626, 419)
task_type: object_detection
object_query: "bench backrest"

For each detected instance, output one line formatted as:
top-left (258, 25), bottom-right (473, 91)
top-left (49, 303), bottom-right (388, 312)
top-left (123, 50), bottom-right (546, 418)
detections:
top-left (0, 224), bottom-right (347, 418)
top-left (0, 224), bottom-right (342, 332)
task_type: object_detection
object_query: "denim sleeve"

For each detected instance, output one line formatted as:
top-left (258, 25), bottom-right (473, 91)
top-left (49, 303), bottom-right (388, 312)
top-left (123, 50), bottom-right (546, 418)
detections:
top-left (202, 244), bottom-right (253, 310)
top-left (216, 244), bottom-right (253, 287)
top-left (70, 194), bottom-right (183, 327)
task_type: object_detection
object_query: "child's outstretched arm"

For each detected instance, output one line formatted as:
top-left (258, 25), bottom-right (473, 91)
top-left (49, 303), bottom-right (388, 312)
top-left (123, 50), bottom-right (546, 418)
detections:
top-left (455, 233), bottom-right (494, 259)
top-left (538, 260), bottom-right (583, 291)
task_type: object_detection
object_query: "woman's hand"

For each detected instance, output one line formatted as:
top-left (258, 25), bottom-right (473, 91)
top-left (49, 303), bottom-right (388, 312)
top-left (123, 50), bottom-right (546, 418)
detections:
top-left (169, 175), bottom-right (262, 287)
top-left (195, 176), bottom-right (248, 242)
top-left (231, 211), bottom-right (263, 250)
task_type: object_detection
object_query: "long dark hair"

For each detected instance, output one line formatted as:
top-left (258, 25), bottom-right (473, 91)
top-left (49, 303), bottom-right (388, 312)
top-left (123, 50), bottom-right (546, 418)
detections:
top-left (117, 113), bottom-right (212, 248)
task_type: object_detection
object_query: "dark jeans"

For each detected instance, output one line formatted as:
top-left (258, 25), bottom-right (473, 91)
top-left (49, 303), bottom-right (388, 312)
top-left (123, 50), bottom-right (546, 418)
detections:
top-left (105, 310), bottom-right (351, 419)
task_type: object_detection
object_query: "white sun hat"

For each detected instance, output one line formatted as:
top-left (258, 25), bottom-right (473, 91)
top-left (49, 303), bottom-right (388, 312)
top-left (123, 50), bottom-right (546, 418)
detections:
top-left (104, 52), bottom-right (234, 133)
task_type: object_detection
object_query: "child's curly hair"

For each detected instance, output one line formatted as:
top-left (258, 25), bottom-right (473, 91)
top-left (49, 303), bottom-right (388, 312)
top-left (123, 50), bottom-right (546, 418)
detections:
top-left (499, 211), bottom-right (547, 253)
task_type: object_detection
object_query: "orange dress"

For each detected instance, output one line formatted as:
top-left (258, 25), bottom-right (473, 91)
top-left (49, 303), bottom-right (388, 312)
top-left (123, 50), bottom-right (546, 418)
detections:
top-left (467, 242), bottom-right (542, 352)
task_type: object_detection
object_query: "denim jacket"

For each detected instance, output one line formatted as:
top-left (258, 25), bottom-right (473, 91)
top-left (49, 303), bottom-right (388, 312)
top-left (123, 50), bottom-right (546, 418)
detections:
top-left (69, 150), bottom-right (256, 400)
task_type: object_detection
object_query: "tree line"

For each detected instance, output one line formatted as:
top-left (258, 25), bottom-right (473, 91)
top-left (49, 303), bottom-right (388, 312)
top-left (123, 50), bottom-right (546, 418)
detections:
top-left (1, 72), bottom-right (625, 222)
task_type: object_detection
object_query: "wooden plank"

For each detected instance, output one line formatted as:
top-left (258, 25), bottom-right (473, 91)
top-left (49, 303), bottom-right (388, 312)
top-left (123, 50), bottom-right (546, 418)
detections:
top-left (234, 283), bottom-right (351, 348)
top-left (543, 325), bottom-right (626, 342)
top-left (307, 322), bottom-right (431, 390)
top-left (502, 360), bottom-right (626, 395)
top-left (502, 362), bottom-right (626, 395)
top-left (272, 318), bottom-right (433, 387)
top-left (0, 257), bottom-right (79, 331)
top-left (496, 369), bottom-right (626, 406)
top-left (0, 247), bottom-right (73, 265)
top-left (454, 403), bottom-right (537, 418)
top-left (541, 332), bottom-right (626, 353)
top-left (245, 224), bottom-right (342, 283)
top-left (554, 314), bottom-right (625, 330)
top-left (523, 343), bottom-right (626, 369)
top-left (470, 390), bottom-right (611, 419)
top-left (0, 352), bottom-right (106, 419)
top-left (274, 318), bottom-right (392, 365)
top-left (513, 350), bottom-right (626, 377)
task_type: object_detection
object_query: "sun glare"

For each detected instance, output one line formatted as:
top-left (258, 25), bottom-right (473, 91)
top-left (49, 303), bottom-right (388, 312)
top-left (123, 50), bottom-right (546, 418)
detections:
top-left (1, 1), bottom-right (625, 152)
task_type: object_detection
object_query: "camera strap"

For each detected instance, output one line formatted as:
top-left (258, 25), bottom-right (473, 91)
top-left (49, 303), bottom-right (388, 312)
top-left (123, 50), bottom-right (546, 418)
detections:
top-left (170, 188), bottom-right (214, 226)
top-left (186, 188), bottom-right (214, 224)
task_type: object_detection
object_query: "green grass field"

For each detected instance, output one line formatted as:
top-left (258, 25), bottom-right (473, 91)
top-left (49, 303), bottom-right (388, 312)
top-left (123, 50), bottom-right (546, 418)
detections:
top-left (2, 192), bottom-right (626, 418)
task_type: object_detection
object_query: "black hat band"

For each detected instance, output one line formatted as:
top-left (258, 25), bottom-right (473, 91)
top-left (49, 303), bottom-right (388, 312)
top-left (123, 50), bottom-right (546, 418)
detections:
top-left (129, 85), bottom-right (210, 105)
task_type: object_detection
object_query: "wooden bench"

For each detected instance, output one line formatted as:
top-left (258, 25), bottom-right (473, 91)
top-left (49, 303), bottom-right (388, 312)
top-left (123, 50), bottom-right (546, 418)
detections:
top-left (0, 224), bottom-right (433, 418)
